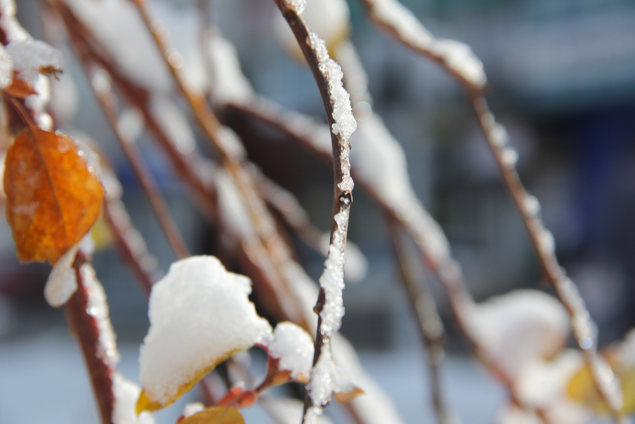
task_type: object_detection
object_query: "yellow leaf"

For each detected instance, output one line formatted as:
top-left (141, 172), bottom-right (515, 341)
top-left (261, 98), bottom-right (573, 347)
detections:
top-left (4, 125), bottom-right (103, 264)
top-left (136, 348), bottom-right (240, 414)
top-left (567, 350), bottom-right (635, 414)
top-left (179, 406), bottom-right (245, 424)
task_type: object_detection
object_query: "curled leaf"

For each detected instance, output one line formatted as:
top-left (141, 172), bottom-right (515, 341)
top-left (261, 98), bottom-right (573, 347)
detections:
top-left (179, 406), bottom-right (244, 424)
top-left (3, 125), bottom-right (104, 264)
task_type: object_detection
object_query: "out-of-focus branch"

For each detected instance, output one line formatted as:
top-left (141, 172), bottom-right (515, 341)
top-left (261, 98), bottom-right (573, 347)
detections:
top-left (87, 67), bottom-right (190, 260)
top-left (355, 0), bottom-right (623, 418)
top-left (470, 93), bottom-right (625, 421)
top-left (66, 251), bottom-right (116, 424)
top-left (387, 219), bottom-right (451, 424)
top-left (130, 0), bottom-right (309, 327)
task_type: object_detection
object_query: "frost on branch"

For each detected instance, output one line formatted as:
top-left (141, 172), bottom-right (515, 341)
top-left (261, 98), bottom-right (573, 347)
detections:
top-left (363, 0), bottom-right (486, 88)
top-left (275, 0), bottom-right (348, 60)
top-left (137, 256), bottom-right (273, 412)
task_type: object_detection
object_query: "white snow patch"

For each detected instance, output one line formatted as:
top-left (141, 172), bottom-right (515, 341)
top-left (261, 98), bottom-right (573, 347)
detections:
top-left (275, 0), bottom-right (348, 61)
top-left (206, 35), bottom-right (254, 105)
top-left (0, 0), bottom-right (29, 42)
top-left (433, 39), bottom-right (485, 88)
top-left (501, 146), bottom-right (519, 169)
top-left (139, 256), bottom-right (272, 406)
top-left (523, 194), bottom-right (541, 218)
top-left (113, 373), bottom-right (156, 424)
top-left (268, 322), bottom-right (314, 381)
top-left (471, 289), bottom-right (569, 379)
top-left (366, 0), bottom-right (486, 87)
top-left (6, 39), bottom-right (62, 85)
top-left (44, 245), bottom-right (79, 308)
top-left (150, 97), bottom-right (195, 155)
top-left (62, 0), bottom-right (207, 94)
top-left (117, 106), bottom-right (145, 143)
top-left (0, 44), bottom-right (13, 89)
top-left (180, 402), bottom-right (205, 420)
top-left (216, 170), bottom-right (256, 244)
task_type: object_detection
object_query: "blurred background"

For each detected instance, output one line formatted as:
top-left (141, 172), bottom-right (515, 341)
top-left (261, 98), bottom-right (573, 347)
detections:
top-left (1, 0), bottom-right (635, 422)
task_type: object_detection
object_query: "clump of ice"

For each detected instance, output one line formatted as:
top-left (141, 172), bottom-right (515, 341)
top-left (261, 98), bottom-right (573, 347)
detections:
top-left (0, 45), bottom-right (13, 89)
top-left (275, 0), bottom-right (349, 61)
top-left (44, 245), bottom-right (79, 307)
top-left (523, 194), bottom-right (541, 218)
top-left (433, 39), bottom-right (485, 88)
top-left (538, 229), bottom-right (556, 255)
top-left (139, 256), bottom-right (273, 407)
top-left (268, 322), bottom-right (314, 381)
top-left (62, 0), bottom-right (207, 94)
top-left (82, 263), bottom-right (120, 367)
top-left (216, 170), bottom-right (256, 244)
top-left (309, 32), bottom-right (356, 192)
top-left (206, 35), bottom-right (254, 105)
top-left (150, 97), bottom-right (195, 155)
top-left (471, 289), bottom-right (569, 379)
top-left (286, 0), bottom-right (306, 15)
top-left (6, 39), bottom-right (62, 85)
top-left (501, 146), bottom-right (519, 169)
top-left (113, 373), bottom-right (156, 424)
top-left (350, 113), bottom-right (414, 206)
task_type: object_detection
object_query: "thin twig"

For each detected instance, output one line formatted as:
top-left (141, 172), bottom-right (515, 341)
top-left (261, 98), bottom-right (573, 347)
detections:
top-left (470, 93), bottom-right (625, 420)
top-left (87, 67), bottom-right (190, 260)
top-left (387, 219), bottom-right (451, 424)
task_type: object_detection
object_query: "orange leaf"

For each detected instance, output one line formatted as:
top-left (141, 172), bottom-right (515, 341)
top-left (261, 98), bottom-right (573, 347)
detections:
top-left (4, 76), bottom-right (37, 98)
top-left (179, 406), bottom-right (245, 424)
top-left (3, 125), bottom-right (103, 264)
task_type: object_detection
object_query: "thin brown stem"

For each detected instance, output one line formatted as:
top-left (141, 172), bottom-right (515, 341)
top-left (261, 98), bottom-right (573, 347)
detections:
top-left (272, 2), bottom-right (356, 422)
top-left (66, 251), bottom-right (116, 424)
top-left (387, 219), bottom-right (450, 424)
top-left (470, 93), bottom-right (625, 421)
top-left (87, 68), bottom-right (190, 260)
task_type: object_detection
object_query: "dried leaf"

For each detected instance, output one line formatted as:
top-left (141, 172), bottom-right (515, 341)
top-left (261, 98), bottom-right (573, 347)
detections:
top-left (4, 125), bottom-right (103, 264)
top-left (178, 406), bottom-right (244, 424)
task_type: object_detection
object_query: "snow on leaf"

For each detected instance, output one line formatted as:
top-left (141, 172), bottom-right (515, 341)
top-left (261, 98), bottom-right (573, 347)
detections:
top-left (178, 406), bottom-right (244, 424)
top-left (3, 125), bottom-right (104, 265)
top-left (5, 39), bottom-right (63, 85)
top-left (567, 328), bottom-right (635, 415)
top-left (267, 322), bottom-right (314, 382)
top-left (112, 373), bottom-right (156, 424)
top-left (137, 256), bottom-right (272, 412)
top-left (43, 244), bottom-right (79, 307)
top-left (471, 290), bottom-right (569, 379)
